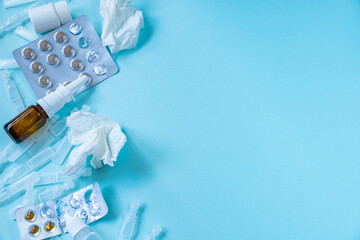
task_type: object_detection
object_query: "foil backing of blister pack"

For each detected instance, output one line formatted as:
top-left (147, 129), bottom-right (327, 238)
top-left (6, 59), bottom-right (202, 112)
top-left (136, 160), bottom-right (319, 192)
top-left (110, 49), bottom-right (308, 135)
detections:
top-left (13, 15), bottom-right (118, 99)
top-left (15, 182), bottom-right (108, 240)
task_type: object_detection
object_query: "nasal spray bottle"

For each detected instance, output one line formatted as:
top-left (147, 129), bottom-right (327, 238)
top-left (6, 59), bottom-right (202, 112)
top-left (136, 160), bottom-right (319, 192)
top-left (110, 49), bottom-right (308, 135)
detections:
top-left (3, 74), bottom-right (90, 143)
top-left (65, 213), bottom-right (103, 240)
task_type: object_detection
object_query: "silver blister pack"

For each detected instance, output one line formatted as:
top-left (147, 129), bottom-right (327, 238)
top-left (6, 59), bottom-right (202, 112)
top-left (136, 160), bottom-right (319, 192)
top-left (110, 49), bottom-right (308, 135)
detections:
top-left (57, 182), bottom-right (108, 231)
top-left (13, 15), bottom-right (118, 99)
top-left (16, 201), bottom-right (61, 240)
top-left (15, 182), bottom-right (108, 240)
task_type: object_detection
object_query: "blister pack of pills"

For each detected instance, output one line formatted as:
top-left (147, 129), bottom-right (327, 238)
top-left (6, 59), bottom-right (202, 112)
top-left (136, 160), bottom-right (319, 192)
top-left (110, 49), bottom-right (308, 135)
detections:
top-left (13, 15), bottom-right (118, 99)
top-left (15, 182), bottom-right (108, 240)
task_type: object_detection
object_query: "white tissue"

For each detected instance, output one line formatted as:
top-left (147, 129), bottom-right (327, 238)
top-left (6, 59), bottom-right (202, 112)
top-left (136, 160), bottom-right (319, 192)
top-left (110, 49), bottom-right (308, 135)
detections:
top-left (63, 111), bottom-right (127, 175)
top-left (100, 0), bottom-right (144, 53)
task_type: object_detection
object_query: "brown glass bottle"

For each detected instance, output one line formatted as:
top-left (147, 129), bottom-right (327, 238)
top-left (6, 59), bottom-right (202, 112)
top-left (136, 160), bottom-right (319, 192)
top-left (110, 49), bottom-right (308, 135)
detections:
top-left (3, 104), bottom-right (49, 144)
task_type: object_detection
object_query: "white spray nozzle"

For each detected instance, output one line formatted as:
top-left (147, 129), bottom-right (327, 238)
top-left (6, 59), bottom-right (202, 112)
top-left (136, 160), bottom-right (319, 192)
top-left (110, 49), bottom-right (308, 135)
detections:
top-left (67, 74), bottom-right (90, 95)
top-left (37, 75), bottom-right (90, 118)
top-left (64, 213), bottom-right (87, 238)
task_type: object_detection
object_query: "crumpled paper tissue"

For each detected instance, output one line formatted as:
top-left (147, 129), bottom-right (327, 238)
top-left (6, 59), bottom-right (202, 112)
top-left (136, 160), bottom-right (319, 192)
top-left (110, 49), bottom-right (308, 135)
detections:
top-left (63, 111), bottom-right (127, 175)
top-left (100, 0), bottom-right (144, 53)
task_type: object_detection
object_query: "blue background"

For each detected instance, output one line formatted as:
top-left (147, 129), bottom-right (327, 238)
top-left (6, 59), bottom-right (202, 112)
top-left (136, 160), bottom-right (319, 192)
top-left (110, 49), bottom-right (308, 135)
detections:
top-left (1, 0), bottom-right (360, 239)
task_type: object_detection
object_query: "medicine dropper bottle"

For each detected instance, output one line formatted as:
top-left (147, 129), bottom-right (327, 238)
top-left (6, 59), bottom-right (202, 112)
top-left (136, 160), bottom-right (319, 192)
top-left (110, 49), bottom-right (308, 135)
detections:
top-left (3, 74), bottom-right (90, 144)
top-left (65, 214), bottom-right (103, 240)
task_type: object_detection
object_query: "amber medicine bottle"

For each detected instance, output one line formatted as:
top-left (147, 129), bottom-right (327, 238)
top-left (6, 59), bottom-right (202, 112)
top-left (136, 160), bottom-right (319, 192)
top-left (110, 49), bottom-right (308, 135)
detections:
top-left (4, 74), bottom-right (89, 143)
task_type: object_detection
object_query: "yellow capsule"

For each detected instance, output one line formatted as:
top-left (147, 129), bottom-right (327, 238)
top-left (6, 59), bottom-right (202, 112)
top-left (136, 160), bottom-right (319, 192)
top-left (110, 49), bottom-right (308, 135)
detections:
top-left (29, 225), bottom-right (40, 236)
top-left (24, 210), bottom-right (36, 222)
top-left (45, 221), bottom-right (55, 232)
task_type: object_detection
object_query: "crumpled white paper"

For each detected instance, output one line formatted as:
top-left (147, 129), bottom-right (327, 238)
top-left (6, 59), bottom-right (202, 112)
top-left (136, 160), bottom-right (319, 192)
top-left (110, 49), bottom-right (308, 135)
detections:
top-left (63, 111), bottom-right (127, 175)
top-left (100, 0), bottom-right (144, 53)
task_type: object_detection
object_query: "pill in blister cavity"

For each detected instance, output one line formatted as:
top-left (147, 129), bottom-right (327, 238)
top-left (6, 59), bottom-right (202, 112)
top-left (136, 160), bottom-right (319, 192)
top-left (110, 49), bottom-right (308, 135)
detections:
top-left (40, 204), bottom-right (55, 218)
top-left (28, 224), bottom-right (41, 237)
top-left (22, 48), bottom-right (35, 59)
top-left (78, 36), bottom-right (91, 48)
top-left (38, 40), bottom-right (51, 51)
top-left (24, 210), bottom-right (36, 222)
top-left (46, 53), bottom-right (59, 65)
top-left (70, 59), bottom-right (83, 71)
top-left (30, 62), bottom-right (43, 73)
top-left (93, 64), bottom-right (107, 76)
top-left (69, 23), bottom-right (82, 35)
top-left (54, 31), bottom-right (67, 43)
top-left (44, 221), bottom-right (55, 232)
top-left (13, 15), bottom-right (119, 99)
top-left (86, 50), bottom-right (99, 63)
top-left (38, 76), bottom-right (51, 88)
top-left (15, 182), bottom-right (108, 240)
top-left (62, 45), bottom-right (75, 57)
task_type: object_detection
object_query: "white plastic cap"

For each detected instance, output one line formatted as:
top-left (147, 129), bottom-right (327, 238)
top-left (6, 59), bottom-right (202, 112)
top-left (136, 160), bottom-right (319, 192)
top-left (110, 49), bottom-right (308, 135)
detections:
top-left (64, 213), bottom-right (88, 238)
top-left (54, 1), bottom-right (72, 24)
top-left (29, 1), bottom-right (72, 34)
top-left (29, 3), bottom-right (60, 34)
